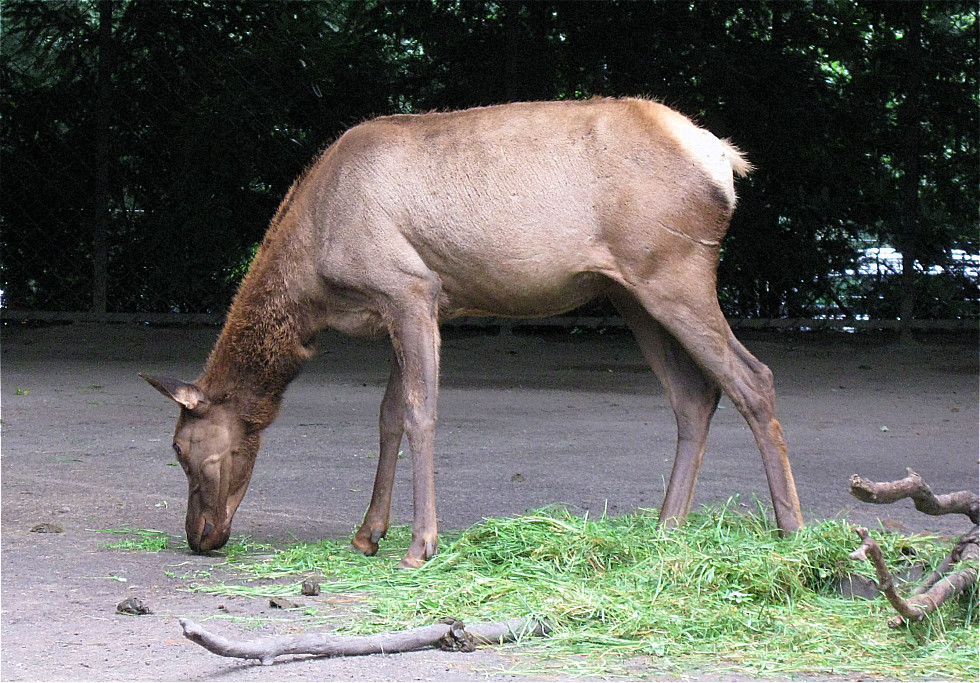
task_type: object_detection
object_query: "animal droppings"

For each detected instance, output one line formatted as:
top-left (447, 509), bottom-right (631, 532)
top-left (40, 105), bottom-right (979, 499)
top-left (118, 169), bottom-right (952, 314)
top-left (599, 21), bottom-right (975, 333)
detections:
top-left (116, 597), bottom-right (151, 615)
top-left (30, 523), bottom-right (63, 534)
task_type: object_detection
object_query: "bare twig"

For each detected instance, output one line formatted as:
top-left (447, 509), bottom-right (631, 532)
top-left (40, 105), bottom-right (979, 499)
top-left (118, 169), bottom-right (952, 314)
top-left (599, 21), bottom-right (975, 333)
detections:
top-left (849, 468), bottom-right (978, 524)
top-left (180, 617), bottom-right (549, 665)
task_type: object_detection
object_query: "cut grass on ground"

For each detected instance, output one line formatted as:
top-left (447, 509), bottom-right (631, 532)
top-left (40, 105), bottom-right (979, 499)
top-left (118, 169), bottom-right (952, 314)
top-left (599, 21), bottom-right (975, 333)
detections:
top-left (182, 502), bottom-right (977, 679)
top-left (95, 527), bottom-right (172, 552)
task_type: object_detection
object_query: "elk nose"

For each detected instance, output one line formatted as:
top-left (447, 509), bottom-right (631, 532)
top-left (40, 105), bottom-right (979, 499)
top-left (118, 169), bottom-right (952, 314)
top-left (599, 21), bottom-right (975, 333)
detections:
top-left (202, 521), bottom-right (214, 539)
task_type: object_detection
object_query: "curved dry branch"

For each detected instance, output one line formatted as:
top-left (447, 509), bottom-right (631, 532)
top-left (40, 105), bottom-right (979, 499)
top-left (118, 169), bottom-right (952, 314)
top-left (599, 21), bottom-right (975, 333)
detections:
top-left (912, 525), bottom-right (979, 596)
top-left (850, 525), bottom-right (979, 628)
top-left (848, 469), bottom-right (979, 627)
top-left (180, 617), bottom-right (549, 665)
top-left (849, 468), bottom-right (979, 524)
top-left (850, 527), bottom-right (930, 624)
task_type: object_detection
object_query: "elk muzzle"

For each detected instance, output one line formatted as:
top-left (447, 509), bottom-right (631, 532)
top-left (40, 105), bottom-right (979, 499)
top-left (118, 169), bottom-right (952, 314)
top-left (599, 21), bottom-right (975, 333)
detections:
top-left (186, 513), bottom-right (230, 553)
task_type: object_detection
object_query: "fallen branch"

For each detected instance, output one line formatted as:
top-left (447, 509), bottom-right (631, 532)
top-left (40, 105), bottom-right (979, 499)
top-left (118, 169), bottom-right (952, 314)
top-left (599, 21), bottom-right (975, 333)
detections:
top-left (849, 469), bottom-right (979, 627)
top-left (849, 527), bottom-right (978, 627)
top-left (180, 616), bottom-right (549, 665)
top-left (849, 468), bottom-right (978, 524)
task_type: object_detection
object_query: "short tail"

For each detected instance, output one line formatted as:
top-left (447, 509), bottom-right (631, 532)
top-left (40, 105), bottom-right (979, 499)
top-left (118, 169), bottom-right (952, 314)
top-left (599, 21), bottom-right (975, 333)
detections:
top-left (722, 139), bottom-right (753, 177)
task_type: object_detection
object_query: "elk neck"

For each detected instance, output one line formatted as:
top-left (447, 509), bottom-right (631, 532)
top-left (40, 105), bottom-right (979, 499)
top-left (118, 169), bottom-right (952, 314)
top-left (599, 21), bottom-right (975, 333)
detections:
top-left (200, 241), bottom-right (317, 431)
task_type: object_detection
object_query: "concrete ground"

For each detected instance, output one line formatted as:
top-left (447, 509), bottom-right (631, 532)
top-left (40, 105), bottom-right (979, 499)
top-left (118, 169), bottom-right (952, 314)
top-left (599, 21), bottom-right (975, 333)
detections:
top-left (2, 322), bottom-right (976, 680)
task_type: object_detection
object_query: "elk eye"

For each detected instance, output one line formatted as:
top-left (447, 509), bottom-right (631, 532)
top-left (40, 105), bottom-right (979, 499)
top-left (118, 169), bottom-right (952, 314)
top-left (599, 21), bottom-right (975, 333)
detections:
top-left (172, 442), bottom-right (183, 459)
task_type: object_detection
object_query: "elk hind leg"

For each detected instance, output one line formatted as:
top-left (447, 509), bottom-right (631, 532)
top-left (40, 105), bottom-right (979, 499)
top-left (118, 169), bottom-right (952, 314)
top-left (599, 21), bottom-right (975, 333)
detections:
top-left (629, 283), bottom-right (804, 534)
top-left (722, 328), bottom-right (803, 533)
top-left (611, 291), bottom-right (721, 527)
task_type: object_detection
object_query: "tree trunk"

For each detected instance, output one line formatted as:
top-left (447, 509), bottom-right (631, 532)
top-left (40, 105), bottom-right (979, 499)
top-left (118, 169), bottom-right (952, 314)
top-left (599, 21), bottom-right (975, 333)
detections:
top-left (92, 0), bottom-right (113, 317)
top-left (897, 2), bottom-right (924, 344)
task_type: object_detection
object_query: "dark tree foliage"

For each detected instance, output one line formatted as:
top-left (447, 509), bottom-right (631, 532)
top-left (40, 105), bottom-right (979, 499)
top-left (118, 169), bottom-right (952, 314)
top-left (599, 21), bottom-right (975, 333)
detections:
top-left (1, 0), bottom-right (976, 318)
top-left (2, 0), bottom-right (394, 312)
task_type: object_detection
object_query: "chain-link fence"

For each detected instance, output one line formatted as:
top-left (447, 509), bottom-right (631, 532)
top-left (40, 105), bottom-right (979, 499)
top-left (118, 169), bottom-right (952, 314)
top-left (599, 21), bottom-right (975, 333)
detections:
top-left (2, 1), bottom-right (396, 317)
top-left (2, 1), bottom-right (977, 326)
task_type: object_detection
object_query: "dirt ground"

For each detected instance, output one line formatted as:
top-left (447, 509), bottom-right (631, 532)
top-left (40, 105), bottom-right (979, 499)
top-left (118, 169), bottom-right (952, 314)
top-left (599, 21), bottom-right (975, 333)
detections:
top-left (1, 321), bottom-right (977, 681)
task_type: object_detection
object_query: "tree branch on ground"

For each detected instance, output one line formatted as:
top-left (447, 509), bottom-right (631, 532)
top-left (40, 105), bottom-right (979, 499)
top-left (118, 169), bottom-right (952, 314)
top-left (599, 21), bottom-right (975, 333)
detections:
top-left (849, 469), bottom-right (978, 628)
top-left (180, 616), bottom-right (549, 665)
top-left (850, 468), bottom-right (979, 524)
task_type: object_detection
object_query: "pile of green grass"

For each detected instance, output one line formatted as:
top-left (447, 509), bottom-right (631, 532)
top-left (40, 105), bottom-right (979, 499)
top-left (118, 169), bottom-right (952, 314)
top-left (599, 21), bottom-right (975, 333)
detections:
top-left (192, 502), bottom-right (977, 679)
top-left (96, 527), bottom-right (171, 552)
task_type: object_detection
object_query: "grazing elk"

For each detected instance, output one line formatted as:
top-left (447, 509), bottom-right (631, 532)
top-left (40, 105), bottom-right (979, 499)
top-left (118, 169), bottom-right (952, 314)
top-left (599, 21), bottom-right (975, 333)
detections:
top-left (142, 97), bottom-right (804, 568)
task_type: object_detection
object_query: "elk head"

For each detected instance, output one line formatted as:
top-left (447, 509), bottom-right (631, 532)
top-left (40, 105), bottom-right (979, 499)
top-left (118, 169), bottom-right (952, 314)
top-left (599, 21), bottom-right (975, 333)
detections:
top-left (140, 374), bottom-right (257, 553)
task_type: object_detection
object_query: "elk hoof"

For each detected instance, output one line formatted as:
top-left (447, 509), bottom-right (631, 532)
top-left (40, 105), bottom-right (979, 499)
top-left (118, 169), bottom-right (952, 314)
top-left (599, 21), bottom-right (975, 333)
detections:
top-left (351, 538), bottom-right (379, 556)
top-left (397, 555), bottom-right (426, 570)
top-left (352, 522), bottom-right (388, 556)
top-left (397, 538), bottom-right (437, 569)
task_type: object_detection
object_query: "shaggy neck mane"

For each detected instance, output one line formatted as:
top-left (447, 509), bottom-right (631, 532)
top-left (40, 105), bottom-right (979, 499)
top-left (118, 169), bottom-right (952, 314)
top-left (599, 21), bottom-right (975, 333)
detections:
top-left (201, 235), bottom-right (315, 430)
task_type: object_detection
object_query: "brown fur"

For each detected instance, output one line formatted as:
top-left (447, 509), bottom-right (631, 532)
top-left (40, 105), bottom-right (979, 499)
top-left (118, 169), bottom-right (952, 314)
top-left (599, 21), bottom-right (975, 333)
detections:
top-left (143, 97), bottom-right (804, 562)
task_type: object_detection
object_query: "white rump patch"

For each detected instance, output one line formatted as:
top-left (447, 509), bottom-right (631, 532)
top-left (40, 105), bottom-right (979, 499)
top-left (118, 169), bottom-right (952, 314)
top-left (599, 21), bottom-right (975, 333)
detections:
top-left (662, 112), bottom-right (741, 208)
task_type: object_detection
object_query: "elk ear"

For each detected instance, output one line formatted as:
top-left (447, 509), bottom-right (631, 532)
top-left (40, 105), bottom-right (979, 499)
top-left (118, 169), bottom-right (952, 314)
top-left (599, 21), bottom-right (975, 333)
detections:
top-left (139, 374), bottom-right (208, 413)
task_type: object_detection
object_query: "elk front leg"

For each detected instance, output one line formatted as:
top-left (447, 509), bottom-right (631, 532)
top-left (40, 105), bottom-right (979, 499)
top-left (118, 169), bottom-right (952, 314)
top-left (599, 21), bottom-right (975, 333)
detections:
top-left (353, 354), bottom-right (404, 556)
top-left (389, 287), bottom-right (441, 569)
